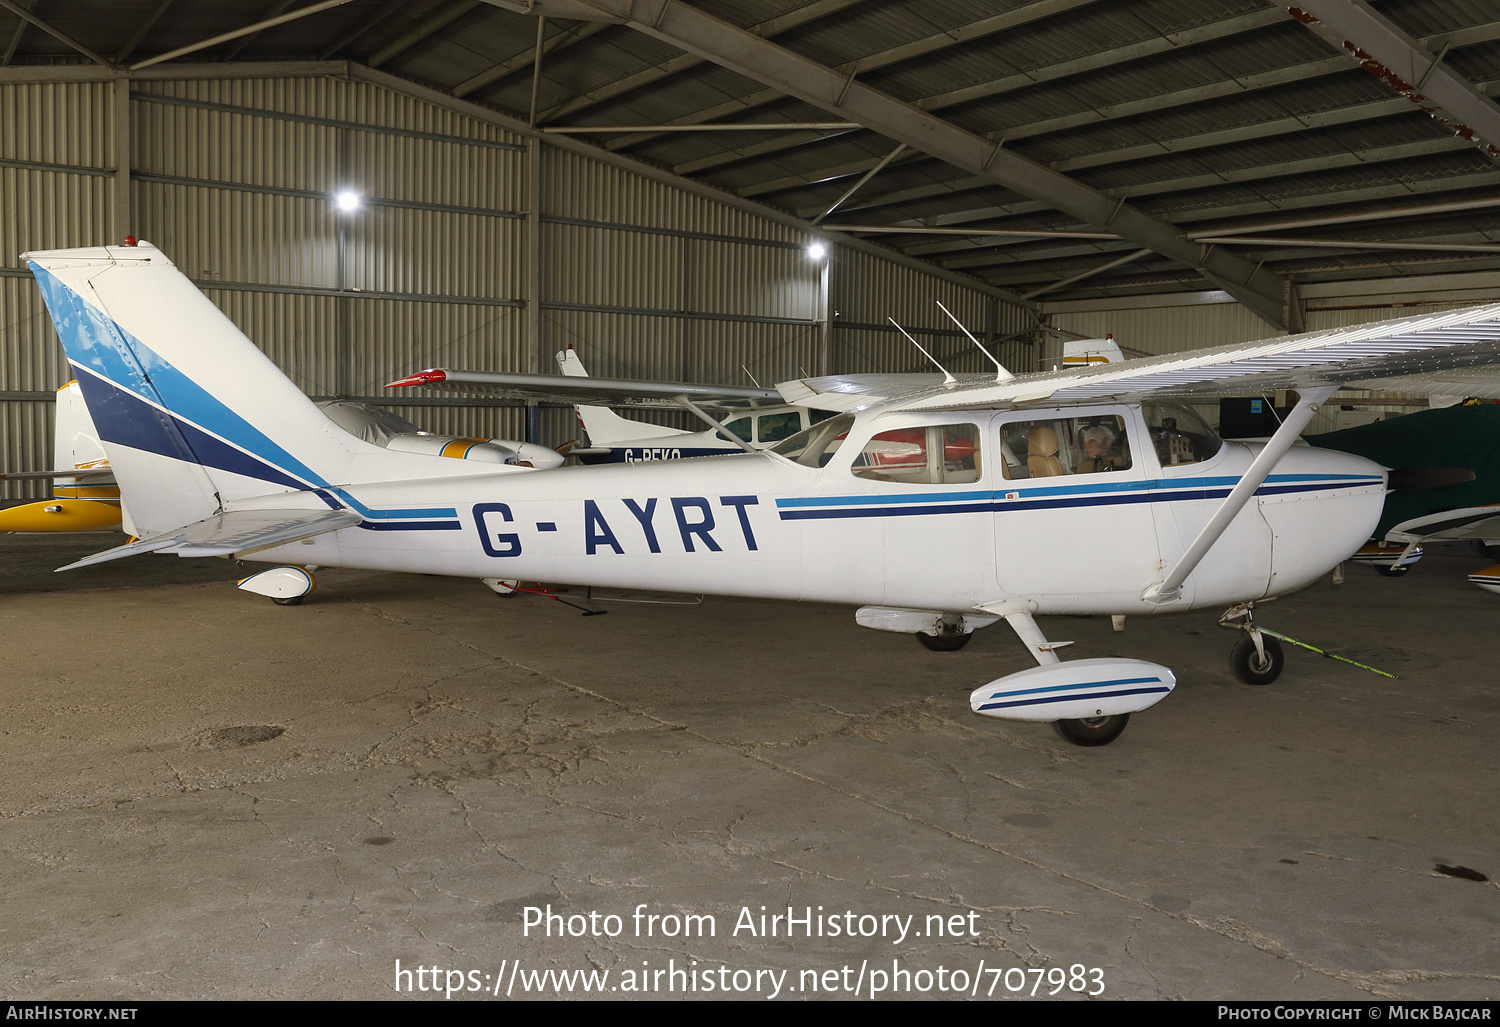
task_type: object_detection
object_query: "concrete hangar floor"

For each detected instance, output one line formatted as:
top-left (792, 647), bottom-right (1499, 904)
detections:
top-left (0, 530), bottom-right (1495, 1001)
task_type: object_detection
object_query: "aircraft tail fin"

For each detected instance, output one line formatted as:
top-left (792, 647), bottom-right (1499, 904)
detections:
top-left (555, 347), bottom-right (690, 445)
top-left (1062, 335), bottom-right (1125, 368)
top-left (24, 241), bottom-right (369, 537)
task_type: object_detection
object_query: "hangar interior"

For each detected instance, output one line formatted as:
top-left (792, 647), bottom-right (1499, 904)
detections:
top-left (5, 0), bottom-right (1500, 495)
top-left (2, 0), bottom-right (1498, 1002)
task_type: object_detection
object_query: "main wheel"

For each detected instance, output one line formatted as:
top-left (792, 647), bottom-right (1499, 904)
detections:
top-left (1230, 634), bottom-right (1284, 685)
top-left (917, 630), bottom-right (972, 652)
top-left (1053, 714), bottom-right (1129, 747)
top-left (272, 595), bottom-right (304, 606)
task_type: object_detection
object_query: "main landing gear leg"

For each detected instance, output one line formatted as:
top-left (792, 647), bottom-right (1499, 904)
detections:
top-left (1220, 603), bottom-right (1285, 685)
top-left (967, 599), bottom-right (1176, 747)
top-left (995, 601), bottom-right (1130, 747)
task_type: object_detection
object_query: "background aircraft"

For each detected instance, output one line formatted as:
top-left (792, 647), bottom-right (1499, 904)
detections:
top-left (387, 348), bottom-right (831, 464)
top-left (26, 241), bottom-right (1500, 747)
top-left (1305, 403), bottom-right (1500, 588)
top-left (0, 381), bottom-right (121, 533)
top-left (0, 388), bottom-right (564, 538)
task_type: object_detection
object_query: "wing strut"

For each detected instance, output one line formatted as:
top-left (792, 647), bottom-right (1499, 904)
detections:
top-left (674, 397), bottom-right (757, 454)
top-left (1145, 386), bottom-right (1337, 604)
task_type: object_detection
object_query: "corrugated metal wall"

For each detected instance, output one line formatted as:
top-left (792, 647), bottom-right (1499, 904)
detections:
top-left (0, 81), bottom-right (116, 500)
top-left (0, 71), bottom-right (1020, 501)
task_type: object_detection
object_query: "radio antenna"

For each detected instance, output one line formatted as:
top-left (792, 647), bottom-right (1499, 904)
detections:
top-left (937, 300), bottom-right (1013, 383)
top-left (888, 317), bottom-right (955, 384)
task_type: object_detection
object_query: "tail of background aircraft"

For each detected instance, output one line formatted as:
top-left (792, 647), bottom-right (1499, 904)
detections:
top-left (23, 241), bottom-right (500, 540)
top-left (1062, 335), bottom-right (1125, 368)
top-left (556, 347), bottom-right (690, 446)
top-left (0, 380), bottom-right (123, 532)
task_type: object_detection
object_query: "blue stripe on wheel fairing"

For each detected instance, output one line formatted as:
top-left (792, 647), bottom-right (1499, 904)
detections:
top-left (976, 685), bottom-right (1172, 712)
top-left (980, 675), bottom-right (1167, 700)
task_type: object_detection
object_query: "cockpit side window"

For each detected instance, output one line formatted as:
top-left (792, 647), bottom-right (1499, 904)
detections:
top-left (755, 411), bottom-right (803, 444)
top-left (1143, 402), bottom-right (1222, 467)
top-left (851, 423), bottom-right (981, 484)
top-left (720, 416), bottom-right (753, 443)
top-left (1000, 416), bottom-right (1132, 480)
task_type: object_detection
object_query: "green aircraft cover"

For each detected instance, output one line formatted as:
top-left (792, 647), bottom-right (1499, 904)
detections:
top-left (1306, 404), bottom-right (1500, 539)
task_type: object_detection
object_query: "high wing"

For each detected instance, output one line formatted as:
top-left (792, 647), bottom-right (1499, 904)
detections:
top-left (776, 304), bottom-right (1500, 412)
top-left (385, 368), bottom-right (782, 410)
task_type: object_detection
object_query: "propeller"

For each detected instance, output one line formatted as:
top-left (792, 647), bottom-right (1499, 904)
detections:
top-left (1385, 466), bottom-right (1477, 490)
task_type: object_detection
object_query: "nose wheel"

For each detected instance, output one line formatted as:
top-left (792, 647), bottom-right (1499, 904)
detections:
top-left (1220, 603), bottom-right (1285, 684)
top-left (1224, 605), bottom-right (1284, 683)
top-left (1229, 633), bottom-right (1284, 684)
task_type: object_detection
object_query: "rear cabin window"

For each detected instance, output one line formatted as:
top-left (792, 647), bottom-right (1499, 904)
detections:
top-left (1000, 416), bottom-right (1132, 480)
top-left (851, 424), bottom-right (982, 484)
top-left (720, 410), bottom-right (807, 445)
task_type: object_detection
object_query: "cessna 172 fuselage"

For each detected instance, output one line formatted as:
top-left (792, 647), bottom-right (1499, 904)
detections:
top-left (27, 240), bottom-right (1500, 747)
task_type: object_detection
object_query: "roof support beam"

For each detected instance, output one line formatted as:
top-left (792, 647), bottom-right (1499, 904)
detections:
top-left (451, 20), bottom-right (609, 98)
top-left (1023, 249), bottom-right (1154, 300)
top-left (671, 5), bottom-right (1283, 177)
top-left (1286, 0), bottom-right (1500, 162)
top-left (221, 1), bottom-right (297, 63)
top-left (0, 0), bottom-right (113, 69)
top-left (816, 135), bottom-right (1475, 227)
top-left (345, 62), bottom-right (1035, 310)
top-left (756, 20), bottom-right (1500, 209)
top-left (481, 0), bottom-right (1294, 329)
top-left (814, 143), bottom-right (905, 225)
top-left (482, 2), bottom-right (1295, 320)
top-left (368, 0), bottom-right (479, 69)
top-left (536, 0), bottom-right (871, 125)
top-left (1, 0), bottom-right (29, 67)
top-left (600, 0), bottom-right (1116, 152)
top-left (128, 0), bottom-right (354, 71)
top-left (115, 0), bottom-right (175, 65)
top-left (318, 0), bottom-right (403, 59)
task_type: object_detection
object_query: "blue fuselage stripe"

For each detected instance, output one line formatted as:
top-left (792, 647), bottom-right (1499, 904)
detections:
top-left (778, 476), bottom-right (1381, 520)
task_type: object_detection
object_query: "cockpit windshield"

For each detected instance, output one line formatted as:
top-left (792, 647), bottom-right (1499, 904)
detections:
top-left (1143, 402), bottom-right (1222, 467)
top-left (770, 413), bottom-right (854, 467)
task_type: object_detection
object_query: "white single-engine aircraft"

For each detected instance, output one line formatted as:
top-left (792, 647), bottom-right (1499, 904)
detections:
top-left (25, 241), bottom-right (1500, 746)
top-left (387, 347), bottom-right (829, 464)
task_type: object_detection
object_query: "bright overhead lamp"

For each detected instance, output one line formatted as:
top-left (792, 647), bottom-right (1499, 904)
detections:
top-left (806, 241), bottom-right (827, 260)
top-left (335, 190), bottom-right (361, 212)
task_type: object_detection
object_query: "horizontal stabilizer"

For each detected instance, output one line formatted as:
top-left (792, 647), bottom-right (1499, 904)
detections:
top-left (57, 509), bottom-right (360, 571)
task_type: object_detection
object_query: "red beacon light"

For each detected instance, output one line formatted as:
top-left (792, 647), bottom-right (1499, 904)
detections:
top-left (384, 369), bottom-right (449, 388)
top-left (123, 235), bottom-right (138, 246)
